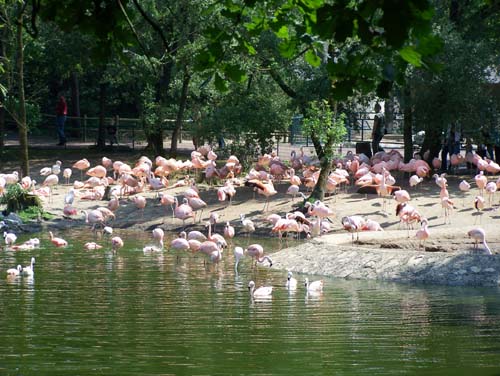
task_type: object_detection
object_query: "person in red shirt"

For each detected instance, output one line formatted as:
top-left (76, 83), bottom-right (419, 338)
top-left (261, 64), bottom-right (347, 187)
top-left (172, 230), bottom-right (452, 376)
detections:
top-left (56, 95), bottom-right (67, 146)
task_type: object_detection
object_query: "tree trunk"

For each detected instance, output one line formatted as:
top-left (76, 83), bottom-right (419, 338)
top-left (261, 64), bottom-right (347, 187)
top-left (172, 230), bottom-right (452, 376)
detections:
top-left (97, 82), bottom-right (106, 148)
top-left (0, 22), bottom-right (6, 150)
top-left (70, 71), bottom-right (81, 137)
top-left (385, 96), bottom-right (395, 133)
top-left (309, 133), bottom-right (329, 202)
top-left (402, 89), bottom-right (414, 163)
top-left (169, 68), bottom-right (190, 158)
top-left (15, 14), bottom-right (29, 176)
top-left (0, 107), bottom-right (4, 150)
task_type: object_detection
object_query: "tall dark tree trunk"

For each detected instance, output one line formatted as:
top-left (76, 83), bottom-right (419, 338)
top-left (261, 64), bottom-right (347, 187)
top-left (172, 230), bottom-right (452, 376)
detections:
top-left (15, 12), bottom-right (29, 176)
top-left (169, 68), bottom-right (190, 158)
top-left (385, 96), bottom-right (395, 133)
top-left (97, 82), bottom-right (106, 148)
top-left (0, 23), bottom-right (6, 150)
top-left (70, 71), bottom-right (81, 137)
top-left (402, 89), bottom-right (414, 163)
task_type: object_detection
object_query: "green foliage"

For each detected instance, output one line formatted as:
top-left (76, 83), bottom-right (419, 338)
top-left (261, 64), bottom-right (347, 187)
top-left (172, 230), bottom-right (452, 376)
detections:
top-left (0, 184), bottom-right (42, 215)
top-left (4, 96), bottom-right (42, 130)
top-left (197, 0), bottom-right (441, 99)
top-left (303, 100), bottom-right (347, 157)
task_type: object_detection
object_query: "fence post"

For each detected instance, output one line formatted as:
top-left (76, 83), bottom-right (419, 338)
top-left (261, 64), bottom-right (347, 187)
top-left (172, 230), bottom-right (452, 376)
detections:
top-left (83, 114), bottom-right (87, 142)
top-left (132, 121), bottom-right (135, 150)
top-left (115, 115), bottom-right (119, 145)
top-left (361, 112), bottom-right (364, 142)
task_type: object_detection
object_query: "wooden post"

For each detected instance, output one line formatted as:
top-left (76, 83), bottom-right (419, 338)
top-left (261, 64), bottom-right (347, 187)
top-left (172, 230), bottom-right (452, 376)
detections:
top-left (115, 115), bottom-right (119, 145)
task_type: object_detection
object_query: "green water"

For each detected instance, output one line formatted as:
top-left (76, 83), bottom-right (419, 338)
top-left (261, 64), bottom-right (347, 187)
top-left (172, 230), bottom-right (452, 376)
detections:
top-left (1, 229), bottom-right (500, 375)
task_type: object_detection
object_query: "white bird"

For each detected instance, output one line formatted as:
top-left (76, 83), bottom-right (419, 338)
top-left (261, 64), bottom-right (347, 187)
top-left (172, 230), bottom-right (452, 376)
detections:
top-left (22, 257), bottom-right (35, 277)
top-left (64, 188), bottom-right (75, 205)
top-left (63, 168), bottom-right (73, 185)
top-left (468, 228), bottom-right (492, 255)
top-left (304, 277), bottom-right (324, 292)
top-left (6, 265), bottom-right (23, 277)
top-left (409, 175), bottom-right (423, 188)
top-left (286, 271), bottom-right (298, 290)
top-left (240, 214), bottom-right (256, 236)
top-left (234, 246), bottom-right (244, 272)
top-left (248, 280), bottom-right (273, 297)
top-left (3, 231), bottom-right (17, 246)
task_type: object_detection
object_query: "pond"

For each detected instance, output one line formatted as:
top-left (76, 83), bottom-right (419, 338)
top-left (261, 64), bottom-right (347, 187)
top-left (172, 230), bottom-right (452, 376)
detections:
top-left (1, 229), bottom-right (500, 375)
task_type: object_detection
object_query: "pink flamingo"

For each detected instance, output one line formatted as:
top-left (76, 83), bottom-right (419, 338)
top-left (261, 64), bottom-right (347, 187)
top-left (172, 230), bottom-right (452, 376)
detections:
top-left (415, 218), bottom-right (430, 249)
top-left (42, 174), bottom-right (59, 202)
top-left (73, 158), bottom-right (90, 180)
top-left (474, 196), bottom-right (485, 224)
top-left (158, 192), bottom-right (176, 218)
top-left (187, 196), bottom-right (207, 223)
top-left (394, 190), bottom-right (410, 204)
top-left (286, 185), bottom-right (300, 201)
top-left (84, 242), bottom-right (103, 250)
top-left (174, 197), bottom-right (196, 228)
top-left (245, 244), bottom-right (273, 267)
top-left (86, 165), bottom-right (107, 179)
top-left (341, 216), bottom-right (366, 244)
top-left (223, 222), bottom-right (235, 241)
top-left (132, 195), bottom-right (147, 218)
top-left (467, 228), bottom-right (492, 255)
top-left (485, 181), bottom-right (497, 207)
top-left (111, 236), bottom-right (124, 252)
top-left (244, 179), bottom-right (277, 212)
top-left (81, 209), bottom-right (105, 232)
top-left (170, 231), bottom-right (190, 251)
top-left (441, 197), bottom-right (455, 224)
top-left (3, 231), bottom-right (17, 246)
top-left (475, 171), bottom-right (487, 196)
top-left (409, 175), bottom-right (423, 189)
top-left (459, 180), bottom-right (471, 206)
top-left (49, 231), bottom-right (68, 247)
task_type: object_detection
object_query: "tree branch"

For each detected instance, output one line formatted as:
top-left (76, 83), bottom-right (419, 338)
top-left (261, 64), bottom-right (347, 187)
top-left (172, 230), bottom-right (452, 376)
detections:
top-left (131, 0), bottom-right (169, 50)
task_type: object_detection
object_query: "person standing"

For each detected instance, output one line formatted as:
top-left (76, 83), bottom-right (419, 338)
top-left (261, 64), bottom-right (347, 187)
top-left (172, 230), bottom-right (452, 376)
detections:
top-left (371, 102), bottom-right (385, 155)
top-left (56, 95), bottom-right (67, 146)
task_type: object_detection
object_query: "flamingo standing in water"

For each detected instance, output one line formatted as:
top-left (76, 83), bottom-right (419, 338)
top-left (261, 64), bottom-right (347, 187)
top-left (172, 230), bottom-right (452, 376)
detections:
top-left (286, 271), bottom-right (298, 290)
top-left (152, 228), bottom-right (165, 250)
top-left (223, 222), bottom-right (235, 242)
top-left (245, 244), bottom-right (273, 267)
top-left (111, 236), bottom-right (124, 252)
top-left (234, 246), bottom-right (244, 272)
top-left (22, 257), bottom-right (35, 277)
top-left (3, 231), bottom-right (17, 247)
top-left (170, 231), bottom-right (190, 251)
top-left (467, 228), bottom-right (492, 255)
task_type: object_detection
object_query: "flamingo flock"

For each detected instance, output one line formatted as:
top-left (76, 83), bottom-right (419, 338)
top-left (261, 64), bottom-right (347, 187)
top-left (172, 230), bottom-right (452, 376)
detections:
top-left (1, 141), bottom-right (498, 293)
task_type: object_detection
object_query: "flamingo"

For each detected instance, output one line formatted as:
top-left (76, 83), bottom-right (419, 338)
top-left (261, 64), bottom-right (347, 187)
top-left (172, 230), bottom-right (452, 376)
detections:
top-left (21, 257), bottom-right (35, 276)
top-left (245, 244), bottom-right (273, 267)
top-left (223, 222), bottom-right (235, 241)
top-left (49, 231), bottom-right (68, 247)
top-left (286, 271), bottom-right (298, 290)
top-left (248, 280), bottom-right (273, 298)
top-left (459, 180), bottom-right (471, 206)
top-left (244, 179), bottom-right (277, 212)
top-left (234, 246), bottom-right (244, 272)
top-left (187, 196), bottom-right (207, 223)
top-left (475, 171), bottom-right (487, 196)
top-left (341, 216), bottom-right (366, 244)
top-left (152, 228), bottom-right (165, 250)
top-left (467, 228), bottom-right (492, 255)
top-left (111, 236), bottom-right (124, 252)
top-left (158, 192), bottom-right (176, 218)
top-left (84, 242), bottom-right (103, 250)
top-left (174, 197), bottom-right (195, 228)
top-left (73, 158), bottom-right (91, 180)
top-left (3, 231), bottom-right (17, 246)
top-left (240, 214), bottom-right (256, 237)
top-left (6, 265), bottom-right (23, 277)
top-left (409, 175), bottom-right (423, 189)
top-left (187, 230), bottom-right (207, 242)
top-left (474, 196), bottom-right (485, 224)
top-left (415, 218), bottom-right (430, 249)
top-left (485, 181), bottom-right (497, 207)
top-left (81, 209), bottom-right (105, 232)
top-left (170, 231), bottom-right (190, 251)
top-left (304, 278), bottom-right (324, 292)
top-left (133, 195), bottom-right (147, 218)
top-left (42, 174), bottom-right (59, 202)
top-left (441, 197), bottom-right (455, 224)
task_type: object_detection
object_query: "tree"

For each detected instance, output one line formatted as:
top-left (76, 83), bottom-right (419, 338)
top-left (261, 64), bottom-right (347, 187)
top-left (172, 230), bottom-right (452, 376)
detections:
top-left (197, 0), bottom-right (441, 197)
top-left (303, 100), bottom-right (346, 201)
